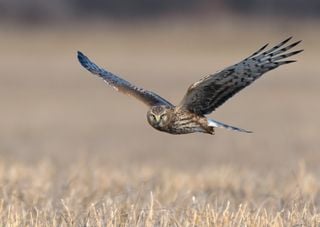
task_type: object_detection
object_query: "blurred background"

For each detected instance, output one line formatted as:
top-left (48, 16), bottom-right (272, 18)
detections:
top-left (1, 0), bottom-right (320, 23)
top-left (0, 0), bottom-right (319, 172)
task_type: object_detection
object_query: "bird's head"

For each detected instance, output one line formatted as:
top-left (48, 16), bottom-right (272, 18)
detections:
top-left (147, 106), bottom-right (171, 128)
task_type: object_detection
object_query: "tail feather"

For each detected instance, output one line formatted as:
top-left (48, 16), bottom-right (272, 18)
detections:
top-left (208, 119), bottom-right (252, 133)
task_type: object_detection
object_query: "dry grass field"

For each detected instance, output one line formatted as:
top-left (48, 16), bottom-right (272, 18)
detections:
top-left (0, 18), bottom-right (319, 226)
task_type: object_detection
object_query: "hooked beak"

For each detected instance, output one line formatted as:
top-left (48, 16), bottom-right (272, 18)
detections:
top-left (155, 115), bottom-right (161, 122)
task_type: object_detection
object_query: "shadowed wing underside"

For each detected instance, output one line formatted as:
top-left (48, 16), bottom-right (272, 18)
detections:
top-left (179, 37), bottom-right (303, 115)
top-left (77, 51), bottom-right (173, 107)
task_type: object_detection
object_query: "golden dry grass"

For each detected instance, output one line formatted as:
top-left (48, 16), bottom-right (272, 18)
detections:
top-left (0, 161), bottom-right (320, 226)
top-left (0, 18), bottom-right (319, 226)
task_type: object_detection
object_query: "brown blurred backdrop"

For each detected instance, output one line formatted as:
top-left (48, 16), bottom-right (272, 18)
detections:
top-left (0, 0), bottom-right (320, 23)
top-left (0, 1), bottom-right (319, 173)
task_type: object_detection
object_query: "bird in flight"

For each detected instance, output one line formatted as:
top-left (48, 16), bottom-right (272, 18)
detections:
top-left (77, 37), bottom-right (302, 135)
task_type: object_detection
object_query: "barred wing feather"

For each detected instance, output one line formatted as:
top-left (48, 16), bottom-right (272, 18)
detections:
top-left (77, 51), bottom-right (173, 107)
top-left (179, 37), bottom-right (303, 115)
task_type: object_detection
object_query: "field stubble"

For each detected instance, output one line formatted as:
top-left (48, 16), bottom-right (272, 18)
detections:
top-left (0, 19), bottom-right (319, 226)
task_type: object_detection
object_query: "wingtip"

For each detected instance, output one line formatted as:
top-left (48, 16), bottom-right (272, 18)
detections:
top-left (259, 43), bottom-right (269, 52)
top-left (280, 60), bottom-right (297, 64)
top-left (287, 40), bottom-right (303, 50)
top-left (77, 51), bottom-right (89, 67)
top-left (77, 51), bottom-right (85, 60)
top-left (76, 51), bottom-right (103, 76)
top-left (292, 49), bottom-right (304, 56)
top-left (285, 36), bottom-right (293, 42)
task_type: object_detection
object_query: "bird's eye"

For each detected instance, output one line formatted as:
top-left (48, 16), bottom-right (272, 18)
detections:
top-left (149, 114), bottom-right (156, 122)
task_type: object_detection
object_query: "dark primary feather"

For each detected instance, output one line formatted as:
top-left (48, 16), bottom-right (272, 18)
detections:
top-left (77, 51), bottom-right (173, 107)
top-left (179, 38), bottom-right (303, 115)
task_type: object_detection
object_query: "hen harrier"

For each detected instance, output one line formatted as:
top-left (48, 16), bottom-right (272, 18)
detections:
top-left (77, 37), bottom-right (302, 135)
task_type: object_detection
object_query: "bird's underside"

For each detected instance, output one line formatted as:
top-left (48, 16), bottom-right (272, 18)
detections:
top-left (77, 37), bottom-right (303, 135)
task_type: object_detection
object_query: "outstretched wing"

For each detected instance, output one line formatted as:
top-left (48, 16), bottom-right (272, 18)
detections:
top-left (179, 37), bottom-right (303, 115)
top-left (77, 51), bottom-right (173, 107)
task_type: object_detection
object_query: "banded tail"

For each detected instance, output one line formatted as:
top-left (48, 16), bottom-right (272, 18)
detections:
top-left (208, 119), bottom-right (252, 133)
